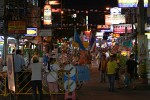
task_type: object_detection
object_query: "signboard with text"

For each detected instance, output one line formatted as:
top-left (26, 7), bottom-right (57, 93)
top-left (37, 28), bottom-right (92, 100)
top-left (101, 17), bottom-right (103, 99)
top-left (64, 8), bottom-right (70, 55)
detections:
top-left (113, 24), bottom-right (133, 34)
top-left (39, 29), bottom-right (52, 36)
top-left (118, 0), bottom-right (148, 7)
top-left (97, 25), bottom-right (110, 30)
top-left (8, 21), bottom-right (26, 34)
top-left (105, 14), bottom-right (126, 25)
top-left (43, 4), bottom-right (52, 25)
top-left (25, 28), bottom-right (37, 36)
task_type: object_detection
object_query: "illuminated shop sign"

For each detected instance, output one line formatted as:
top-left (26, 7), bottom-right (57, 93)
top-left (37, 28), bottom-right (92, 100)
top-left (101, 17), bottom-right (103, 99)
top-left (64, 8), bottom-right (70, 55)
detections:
top-left (43, 4), bottom-right (52, 25)
top-left (25, 28), bottom-right (37, 36)
top-left (96, 32), bottom-right (104, 37)
top-left (52, 8), bottom-right (61, 12)
top-left (113, 24), bottom-right (133, 34)
top-left (8, 21), bottom-right (26, 34)
top-left (118, 0), bottom-right (148, 7)
top-left (110, 7), bottom-right (121, 15)
top-left (100, 30), bottom-right (113, 32)
top-left (97, 25), bottom-right (110, 29)
top-left (105, 14), bottom-right (126, 25)
top-left (145, 33), bottom-right (150, 39)
top-left (113, 34), bottom-right (120, 38)
top-left (49, 0), bottom-right (60, 5)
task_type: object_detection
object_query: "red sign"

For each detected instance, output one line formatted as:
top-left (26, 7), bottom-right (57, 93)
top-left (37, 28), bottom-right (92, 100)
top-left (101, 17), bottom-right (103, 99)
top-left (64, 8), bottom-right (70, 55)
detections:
top-left (113, 24), bottom-right (133, 34)
top-left (8, 21), bottom-right (26, 34)
top-left (52, 8), bottom-right (61, 12)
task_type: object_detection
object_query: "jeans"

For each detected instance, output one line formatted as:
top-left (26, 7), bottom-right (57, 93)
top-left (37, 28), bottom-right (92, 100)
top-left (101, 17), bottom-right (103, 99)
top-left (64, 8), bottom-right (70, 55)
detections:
top-left (100, 70), bottom-right (106, 82)
top-left (107, 74), bottom-right (115, 92)
top-left (31, 80), bottom-right (43, 100)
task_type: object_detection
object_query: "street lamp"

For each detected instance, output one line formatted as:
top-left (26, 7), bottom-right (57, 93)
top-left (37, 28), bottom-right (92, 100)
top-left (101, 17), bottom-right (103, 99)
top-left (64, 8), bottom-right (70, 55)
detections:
top-left (72, 13), bottom-right (77, 40)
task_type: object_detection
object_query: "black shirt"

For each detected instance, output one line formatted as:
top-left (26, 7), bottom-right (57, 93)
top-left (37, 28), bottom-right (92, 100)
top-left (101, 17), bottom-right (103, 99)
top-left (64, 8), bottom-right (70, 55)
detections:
top-left (126, 59), bottom-right (138, 75)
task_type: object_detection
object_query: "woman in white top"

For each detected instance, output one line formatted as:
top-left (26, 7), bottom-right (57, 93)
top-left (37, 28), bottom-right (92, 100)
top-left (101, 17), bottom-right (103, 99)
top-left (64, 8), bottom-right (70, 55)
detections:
top-left (29, 56), bottom-right (43, 100)
top-left (46, 58), bottom-right (60, 100)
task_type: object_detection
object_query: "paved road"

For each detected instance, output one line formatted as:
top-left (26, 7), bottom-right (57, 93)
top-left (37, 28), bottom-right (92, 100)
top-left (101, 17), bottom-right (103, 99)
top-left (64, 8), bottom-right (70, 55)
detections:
top-left (0, 65), bottom-right (150, 100)
top-left (77, 66), bottom-right (150, 100)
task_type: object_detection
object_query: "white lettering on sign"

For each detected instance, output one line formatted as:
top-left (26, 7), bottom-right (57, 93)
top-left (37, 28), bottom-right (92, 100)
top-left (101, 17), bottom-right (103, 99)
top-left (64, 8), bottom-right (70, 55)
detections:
top-left (113, 24), bottom-right (133, 34)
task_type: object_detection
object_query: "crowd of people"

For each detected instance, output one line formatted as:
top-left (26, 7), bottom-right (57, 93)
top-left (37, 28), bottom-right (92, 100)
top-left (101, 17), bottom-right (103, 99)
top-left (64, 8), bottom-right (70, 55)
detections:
top-left (0, 47), bottom-right (140, 100)
top-left (98, 53), bottom-right (138, 92)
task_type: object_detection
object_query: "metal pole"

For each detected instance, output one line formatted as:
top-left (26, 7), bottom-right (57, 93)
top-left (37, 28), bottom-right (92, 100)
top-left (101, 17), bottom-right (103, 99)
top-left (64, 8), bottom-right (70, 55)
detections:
top-left (3, 36), bottom-right (7, 65)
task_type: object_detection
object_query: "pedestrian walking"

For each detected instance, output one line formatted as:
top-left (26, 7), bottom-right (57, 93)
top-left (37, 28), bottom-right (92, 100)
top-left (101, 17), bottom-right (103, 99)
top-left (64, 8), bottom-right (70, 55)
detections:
top-left (113, 54), bottom-right (122, 89)
top-left (106, 55), bottom-right (118, 92)
top-left (125, 54), bottom-right (138, 89)
top-left (98, 53), bottom-right (107, 83)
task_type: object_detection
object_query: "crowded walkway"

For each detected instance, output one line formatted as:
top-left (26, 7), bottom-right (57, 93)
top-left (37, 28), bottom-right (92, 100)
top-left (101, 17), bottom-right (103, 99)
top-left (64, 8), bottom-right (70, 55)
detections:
top-left (77, 65), bottom-right (150, 100)
top-left (0, 64), bottom-right (150, 100)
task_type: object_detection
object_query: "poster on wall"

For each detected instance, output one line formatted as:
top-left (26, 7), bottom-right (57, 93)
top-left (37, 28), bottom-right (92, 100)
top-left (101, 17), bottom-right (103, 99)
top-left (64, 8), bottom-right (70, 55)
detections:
top-left (7, 54), bottom-right (15, 92)
top-left (137, 35), bottom-right (148, 60)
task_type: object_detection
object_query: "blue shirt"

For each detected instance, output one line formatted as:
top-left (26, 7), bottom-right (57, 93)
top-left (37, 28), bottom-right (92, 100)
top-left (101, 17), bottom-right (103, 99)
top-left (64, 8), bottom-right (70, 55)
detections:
top-left (43, 55), bottom-right (49, 65)
top-left (14, 54), bottom-right (25, 72)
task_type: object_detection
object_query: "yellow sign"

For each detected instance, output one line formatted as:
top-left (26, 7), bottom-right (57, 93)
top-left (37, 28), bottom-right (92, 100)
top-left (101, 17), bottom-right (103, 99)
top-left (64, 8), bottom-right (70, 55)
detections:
top-left (27, 30), bottom-right (36, 34)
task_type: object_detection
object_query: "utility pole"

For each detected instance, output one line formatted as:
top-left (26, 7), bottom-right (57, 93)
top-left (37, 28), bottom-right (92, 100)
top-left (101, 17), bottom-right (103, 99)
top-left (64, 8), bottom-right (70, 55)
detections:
top-left (138, 0), bottom-right (145, 35)
top-left (138, 0), bottom-right (149, 81)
